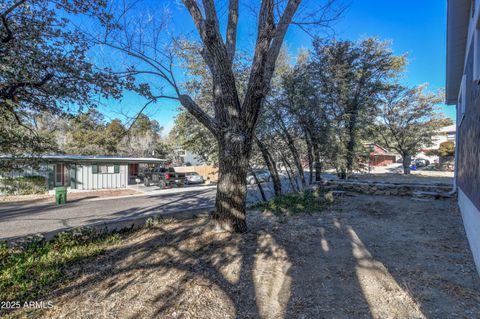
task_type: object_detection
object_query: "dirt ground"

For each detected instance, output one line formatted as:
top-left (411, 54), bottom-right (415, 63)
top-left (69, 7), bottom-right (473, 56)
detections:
top-left (0, 189), bottom-right (139, 205)
top-left (35, 194), bottom-right (479, 319)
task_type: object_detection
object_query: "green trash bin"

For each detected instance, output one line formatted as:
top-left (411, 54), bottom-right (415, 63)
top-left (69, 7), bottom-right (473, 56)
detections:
top-left (55, 187), bottom-right (67, 205)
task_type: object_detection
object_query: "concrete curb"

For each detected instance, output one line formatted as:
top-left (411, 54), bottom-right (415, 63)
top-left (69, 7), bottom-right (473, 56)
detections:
top-left (3, 205), bottom-right (215, 245)
top-left (78, 185), bottom-right (218, 203)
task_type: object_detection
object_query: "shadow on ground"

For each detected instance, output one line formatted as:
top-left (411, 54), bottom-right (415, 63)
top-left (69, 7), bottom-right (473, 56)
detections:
top-left (27, 195), bottom-right (480, 318)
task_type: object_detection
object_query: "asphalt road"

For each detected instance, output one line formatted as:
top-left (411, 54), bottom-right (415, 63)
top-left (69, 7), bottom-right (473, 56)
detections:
top-left (0, 187), bottom-right (218, 240)
top-left (0, 172), bottom-right (333, 240)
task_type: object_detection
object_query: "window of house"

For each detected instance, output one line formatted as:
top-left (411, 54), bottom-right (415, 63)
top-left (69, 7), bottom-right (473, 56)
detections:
top-left (93, 164), bottom-right (119, 174)
top-left (56, 163), bottom-right (65, 184)
top-left (99, 165), bottom-right (115, 174)
top-left (447, 132), bottom-right (456, 141)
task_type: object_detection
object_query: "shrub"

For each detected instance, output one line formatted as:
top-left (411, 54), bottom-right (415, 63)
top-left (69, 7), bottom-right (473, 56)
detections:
top-left (0, 176), bottom-right (47, 195)
top-left (438, 141), bottom-right (455, 157)
top-left (250, 190), bottom-right (330, 216)
top-left (425, 141), bottom-right (455, 157)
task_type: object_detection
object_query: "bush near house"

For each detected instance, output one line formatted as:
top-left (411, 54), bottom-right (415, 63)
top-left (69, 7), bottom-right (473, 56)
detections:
top-left (425, 141), bottom-right (455, 157)
top-left (438, 141), bottom-right (455, 157)
top-left (0, 176), bottom-right (48, 195)
top-left (424, 141), bottom-right (455, 171)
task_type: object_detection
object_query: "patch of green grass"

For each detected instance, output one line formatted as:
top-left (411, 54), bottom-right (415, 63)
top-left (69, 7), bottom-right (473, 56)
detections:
top-left (0, 229), bottom-right (121, 304)
top-left (250, 190), bottom-right (332, 215)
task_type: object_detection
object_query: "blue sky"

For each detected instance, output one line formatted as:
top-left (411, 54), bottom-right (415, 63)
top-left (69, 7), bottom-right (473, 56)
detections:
top-left (97, 0), bottom-right (453, 132)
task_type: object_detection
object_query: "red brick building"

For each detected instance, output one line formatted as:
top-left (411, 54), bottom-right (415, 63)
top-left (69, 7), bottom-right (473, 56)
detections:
top-left (364, 143), bottom-right (397, 167)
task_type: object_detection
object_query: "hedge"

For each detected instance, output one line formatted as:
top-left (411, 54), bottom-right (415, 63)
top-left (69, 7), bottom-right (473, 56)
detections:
top-left (0, 176), bottom-right (48, 195)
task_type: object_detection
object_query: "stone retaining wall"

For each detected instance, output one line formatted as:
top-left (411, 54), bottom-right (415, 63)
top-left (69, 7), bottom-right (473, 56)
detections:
top-left (325, 181), bottom-right (452, 196)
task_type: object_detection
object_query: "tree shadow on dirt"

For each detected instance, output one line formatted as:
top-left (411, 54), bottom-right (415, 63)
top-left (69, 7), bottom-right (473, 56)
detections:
top-left (41, 208), bottom-right (374, 318)
top-left (345, 196), bottom-right (480, 317)
top-left (39, 195), bottom-right (480, 318)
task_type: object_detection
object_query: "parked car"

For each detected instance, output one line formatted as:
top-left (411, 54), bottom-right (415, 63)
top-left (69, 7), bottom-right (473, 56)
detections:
top-left (246, 170), bottom-right (271, 185)
top-left (412, 158), bottom-right (430, 168)
top-left (185, 172), bottom-right (205, 185)
top-left (142, 166), bottom-right (186, 188)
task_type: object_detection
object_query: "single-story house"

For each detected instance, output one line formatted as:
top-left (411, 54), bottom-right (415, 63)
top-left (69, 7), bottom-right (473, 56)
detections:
top-left (446, 0), bottom-right (480, 275)
top-left (364, 143), bottom-right (398, 166)
top-left (1, 155), bottom-right (165, 190)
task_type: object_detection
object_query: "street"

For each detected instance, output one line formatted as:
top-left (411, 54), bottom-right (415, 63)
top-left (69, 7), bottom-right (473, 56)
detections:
top-left (0, 172), bottom-right (320, 240)
top-left (0, 187), bottom-right (218, 240)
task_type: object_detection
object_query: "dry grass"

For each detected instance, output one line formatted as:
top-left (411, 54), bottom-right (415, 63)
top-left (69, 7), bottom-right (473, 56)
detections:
top-left (7, 195), bottom-right (480, 319)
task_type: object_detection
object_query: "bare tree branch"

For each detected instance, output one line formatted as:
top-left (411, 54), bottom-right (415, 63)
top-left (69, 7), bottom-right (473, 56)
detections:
top-left (179, 94), bottom-right (219, 135)
top-left (243, 0), bottom-right (302, 130)
top-left (225, 0), bottom-right (238, 63)
top-left (182, 0), bottom-right (206, 39)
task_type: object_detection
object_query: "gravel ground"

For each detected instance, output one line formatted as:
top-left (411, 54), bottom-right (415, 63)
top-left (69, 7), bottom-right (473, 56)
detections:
top-left (31, 194), bottom-right (480, 319)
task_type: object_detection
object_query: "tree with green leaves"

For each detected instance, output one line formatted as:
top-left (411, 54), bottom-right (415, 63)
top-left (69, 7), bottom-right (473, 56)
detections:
top-left (374, 85), bottom-right (447, 174)
top-left (169, 111), bottom-right (217, 165)
top-left (0, 0), bottom-right (121, 170)
top-left (309, 38), bottom-right (405, 177)
top-left (278, 50), bottom-right (333, 183)
top-left (119, 114), bottom-right (164, 157)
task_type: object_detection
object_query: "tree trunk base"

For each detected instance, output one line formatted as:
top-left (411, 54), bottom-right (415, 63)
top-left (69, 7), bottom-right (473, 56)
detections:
top-left (210, 213), bottom-right (247, 233)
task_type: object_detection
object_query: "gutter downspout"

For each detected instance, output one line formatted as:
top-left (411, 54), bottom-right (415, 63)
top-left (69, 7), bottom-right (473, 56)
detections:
top-left (450, 104), bottom-right (460, 196)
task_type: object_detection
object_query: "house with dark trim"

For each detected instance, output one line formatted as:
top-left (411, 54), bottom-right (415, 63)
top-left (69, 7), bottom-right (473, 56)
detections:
top-left (446, 0), bottom-right (480, 275)
top-left (1, 155), bottom-right (165, 191)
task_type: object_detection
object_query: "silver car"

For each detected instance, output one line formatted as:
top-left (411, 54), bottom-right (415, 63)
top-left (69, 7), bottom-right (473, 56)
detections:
top-left (246, 170), bottom-right (271, 185)
top-left (185, 172), bottom-right (205, 184)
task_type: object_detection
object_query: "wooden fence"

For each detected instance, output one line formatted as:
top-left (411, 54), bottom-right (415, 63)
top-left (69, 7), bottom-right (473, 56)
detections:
top-left (174, 165), bottom-right (219, 182)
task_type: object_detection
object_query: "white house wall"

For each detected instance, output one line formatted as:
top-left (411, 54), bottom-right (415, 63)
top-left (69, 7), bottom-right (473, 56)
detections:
top-left (459, 189), bottom-right (480, 275)
top-left (75, 164), bottom-right (128, 190)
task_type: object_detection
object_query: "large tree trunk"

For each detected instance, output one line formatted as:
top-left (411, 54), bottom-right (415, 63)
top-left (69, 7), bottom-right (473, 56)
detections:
top-left (212, 138), bottom-right (250, 233)
top-left (402, 154), bottom-right (411, 175)
top-left (256, 137), bottom-right (282, 196)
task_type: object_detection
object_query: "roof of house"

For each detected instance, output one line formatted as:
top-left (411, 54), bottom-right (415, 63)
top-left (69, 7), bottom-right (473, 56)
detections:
top-left (0, 155), bottom-right (167, 164)
top-left (446, 0), bottom-right (470, 104)
top-left (364, 143), bottom-right (398, 157)
top-left (439, 124), bottom-right (457, 133)
top-left (364, 143), bottom-right (388, 152)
